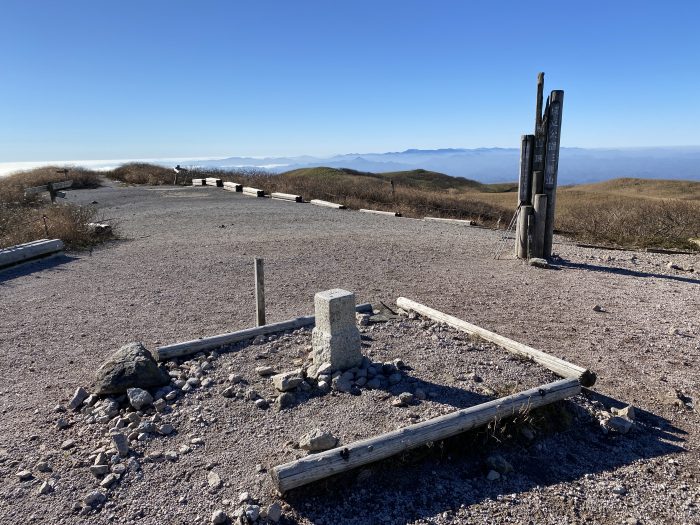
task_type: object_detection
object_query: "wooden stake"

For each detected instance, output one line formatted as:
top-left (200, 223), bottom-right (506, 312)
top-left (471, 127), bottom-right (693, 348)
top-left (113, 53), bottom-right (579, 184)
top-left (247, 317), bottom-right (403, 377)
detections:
top-left (396, 297), bottom-right (596, 386)
top-left (543, 90), bottom-right (564, 258)
top-left (271, 378), bottom-right (581, 492)
top-left (255, 258), bottom-right (265, 327)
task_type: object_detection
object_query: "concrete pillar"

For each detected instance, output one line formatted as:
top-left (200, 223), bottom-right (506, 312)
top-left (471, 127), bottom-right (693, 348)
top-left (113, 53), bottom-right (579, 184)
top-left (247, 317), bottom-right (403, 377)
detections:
top-left (311, 289), bottom-right (362, 371)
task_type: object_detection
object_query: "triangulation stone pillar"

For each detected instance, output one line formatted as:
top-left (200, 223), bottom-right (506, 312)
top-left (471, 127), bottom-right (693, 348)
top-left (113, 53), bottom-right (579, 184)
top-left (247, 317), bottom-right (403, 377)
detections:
top-left (311, 289), bottom-right (362, 371)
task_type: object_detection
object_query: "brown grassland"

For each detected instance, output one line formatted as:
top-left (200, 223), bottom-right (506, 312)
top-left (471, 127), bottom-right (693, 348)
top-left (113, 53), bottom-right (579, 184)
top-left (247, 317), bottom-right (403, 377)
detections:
top-left (0, 167), bottom-right (103, 249)
top-left (2, 163), bottom-right (699, 252)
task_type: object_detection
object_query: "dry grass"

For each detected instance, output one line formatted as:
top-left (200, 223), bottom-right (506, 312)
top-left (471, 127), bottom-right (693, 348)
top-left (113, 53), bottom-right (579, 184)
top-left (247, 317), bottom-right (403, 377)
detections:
top-left (565, 177), bottom-right (700, 201)
top-left (108, 163), bottom-right (181, 185)
top-left (557, 191), bottom-right (700, 250)
top-left (0, 167), bottom-right (107, 250)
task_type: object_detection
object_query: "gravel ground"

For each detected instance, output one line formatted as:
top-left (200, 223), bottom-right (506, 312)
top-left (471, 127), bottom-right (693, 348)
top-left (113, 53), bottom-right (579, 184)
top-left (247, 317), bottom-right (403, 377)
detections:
top-left (0, 182), bottom-right (698, 524)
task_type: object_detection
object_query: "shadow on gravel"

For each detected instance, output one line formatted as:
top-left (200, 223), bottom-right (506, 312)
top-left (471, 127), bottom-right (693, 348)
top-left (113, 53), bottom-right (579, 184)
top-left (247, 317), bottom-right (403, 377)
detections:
top-left (281, 393), bottom-right (687, 525)
top-left (0, 254), bottom-right (77, 284)
top-left (557, 259), bottom-right (700, 285)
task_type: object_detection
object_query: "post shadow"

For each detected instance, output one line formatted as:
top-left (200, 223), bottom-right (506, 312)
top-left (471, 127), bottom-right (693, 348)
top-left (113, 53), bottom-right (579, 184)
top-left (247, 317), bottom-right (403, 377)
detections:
top-left (555, 258), bottom-right (699, 285)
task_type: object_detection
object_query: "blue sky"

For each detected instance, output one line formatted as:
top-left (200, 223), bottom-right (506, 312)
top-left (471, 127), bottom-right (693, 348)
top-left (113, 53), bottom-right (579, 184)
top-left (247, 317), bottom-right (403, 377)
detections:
top-left (1, 1), bottom-right (699, 161)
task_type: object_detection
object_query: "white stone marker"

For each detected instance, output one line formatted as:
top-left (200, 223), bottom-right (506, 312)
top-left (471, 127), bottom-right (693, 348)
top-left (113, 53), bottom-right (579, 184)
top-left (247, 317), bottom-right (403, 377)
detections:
top-left (311, 289), bottom-right (362, 371)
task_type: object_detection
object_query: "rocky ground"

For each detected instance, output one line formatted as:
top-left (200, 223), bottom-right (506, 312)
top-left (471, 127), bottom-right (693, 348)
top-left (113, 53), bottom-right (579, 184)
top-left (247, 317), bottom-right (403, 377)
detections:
top-left (0, 182), bottom-right (698, 524)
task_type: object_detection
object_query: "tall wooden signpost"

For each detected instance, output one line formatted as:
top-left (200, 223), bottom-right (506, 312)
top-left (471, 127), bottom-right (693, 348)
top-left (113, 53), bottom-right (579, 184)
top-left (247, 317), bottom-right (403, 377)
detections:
top-left (515, 73), bottom-right (564, 260)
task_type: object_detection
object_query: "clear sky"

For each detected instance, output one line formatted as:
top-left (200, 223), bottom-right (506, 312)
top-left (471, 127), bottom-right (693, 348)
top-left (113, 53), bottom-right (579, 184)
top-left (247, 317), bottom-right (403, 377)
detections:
top-left (1, 1), bottom-right (698, 161)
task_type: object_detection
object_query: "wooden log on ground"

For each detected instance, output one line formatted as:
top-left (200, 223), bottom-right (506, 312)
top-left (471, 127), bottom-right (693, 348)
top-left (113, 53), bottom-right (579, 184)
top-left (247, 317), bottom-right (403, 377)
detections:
top-left (271, 378), bottom-right (581, 492)
top-left (310, 199), bottom-right (346, 209)
top-left (0, 239), bottom-right (64, 269)
top-left (242, 187), bottom-right (265, 197)
top-left (423, 217), bottom-right (475, 226)
top-left (156, 303), bottom-right (374, 360)
top-left (205, 177), bottom-right (223, 187)
top-left (359, 209), bottom-right (402, 217)
top-left (396, 297), bottom-right (596, 387)
top-left (516, 205), bottom-right (532, 259)
top-left (271, 192), bottom-right (303, 203)
top-left (222, 181), bottom-right (243, 192)
top-left (531, 194), bottom-right (547, 258)
top-left (192, 179), bottom-right (206, 186)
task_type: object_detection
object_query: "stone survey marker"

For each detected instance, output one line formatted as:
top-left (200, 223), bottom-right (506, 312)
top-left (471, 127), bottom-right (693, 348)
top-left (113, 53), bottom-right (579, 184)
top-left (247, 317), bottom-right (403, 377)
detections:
top-left (311, 289), bottom-right (362, 371)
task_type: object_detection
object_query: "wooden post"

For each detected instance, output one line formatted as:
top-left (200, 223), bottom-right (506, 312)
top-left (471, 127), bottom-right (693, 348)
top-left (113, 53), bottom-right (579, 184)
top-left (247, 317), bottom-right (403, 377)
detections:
top-left (543, 90), bottom-right (564, 258)
top-left (532, 170), bottom-right (544, 198)
top-left (532, 194), bottom-right (548, 258)
top-left (47, 183), bottom-right (57, 204)
top-left (255, 258), bottom-right (265, 326)
top-left (271, 378), bottom-right (581, 492)
top-left (517, 135), bottom-right (535, 206)
top-left (533, 73), bottom-right (546, 174)
top-left (515, 134), bottom-right (534, 257)
top-left (516, 205), bottom-right (532, 259)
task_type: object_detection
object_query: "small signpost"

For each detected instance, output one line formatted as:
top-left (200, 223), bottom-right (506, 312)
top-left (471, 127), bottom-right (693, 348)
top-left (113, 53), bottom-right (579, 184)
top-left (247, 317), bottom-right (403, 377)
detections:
top-left (25, 169), bottom-right (74, 204)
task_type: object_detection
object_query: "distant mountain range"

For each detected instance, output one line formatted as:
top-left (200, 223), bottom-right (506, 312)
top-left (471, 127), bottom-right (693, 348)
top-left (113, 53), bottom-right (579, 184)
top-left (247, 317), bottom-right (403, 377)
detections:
top-left (187, 146), bottom-right (700, 184)
top-left (2, 146), bottom-right (699, 184)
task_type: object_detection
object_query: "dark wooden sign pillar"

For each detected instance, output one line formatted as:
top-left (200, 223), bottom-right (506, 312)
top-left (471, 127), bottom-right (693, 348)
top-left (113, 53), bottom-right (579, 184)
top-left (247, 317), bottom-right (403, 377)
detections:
top-left (515, 73), bottom-right (564, 260)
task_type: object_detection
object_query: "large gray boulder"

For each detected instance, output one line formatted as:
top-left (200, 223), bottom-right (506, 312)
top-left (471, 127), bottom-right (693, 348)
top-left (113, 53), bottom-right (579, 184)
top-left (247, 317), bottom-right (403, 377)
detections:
top-left (94, 342), bottom-right (169, 395)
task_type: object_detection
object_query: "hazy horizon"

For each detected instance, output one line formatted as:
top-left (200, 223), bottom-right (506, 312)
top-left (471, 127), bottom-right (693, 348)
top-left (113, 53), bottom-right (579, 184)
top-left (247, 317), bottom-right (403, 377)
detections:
top-left (3, 145), bottom-right (700, 185)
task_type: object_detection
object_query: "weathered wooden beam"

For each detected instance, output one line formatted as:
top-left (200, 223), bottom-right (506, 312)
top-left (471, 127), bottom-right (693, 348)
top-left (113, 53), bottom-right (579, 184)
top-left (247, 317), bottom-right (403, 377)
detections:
top-left (517, 134), bottom-right (535, 206)
top-left (156, 303), bottom-right (374, 360)
top-left (543, 90), bottom-right (564, 258)
top-left (51, 180), bottom-right (73, 190)
top-left (359, 209), bottom-right (402, 217)
top-left (205, 177), bottom-right (223, 187)
top-left (0, 239), bottom-right (64, 270)
top-left (271, 378), bottom-right (581, 492)
top-left (396, 297), bottom-right (596, 387)
top-left (533, 73), bottom-right (546, 174)
top-left (310, 199), bottom-right (346, 209)
top-left (223, 182), bottom-right (243, 192)
top-left (25, 185), bottom-right (49, 195)
top-left (271, 192), bottom-right (303, 203)
top-left (242, 187), bottom-right (265, 197)
top-left (423, 217), bottom-right (475, 226)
